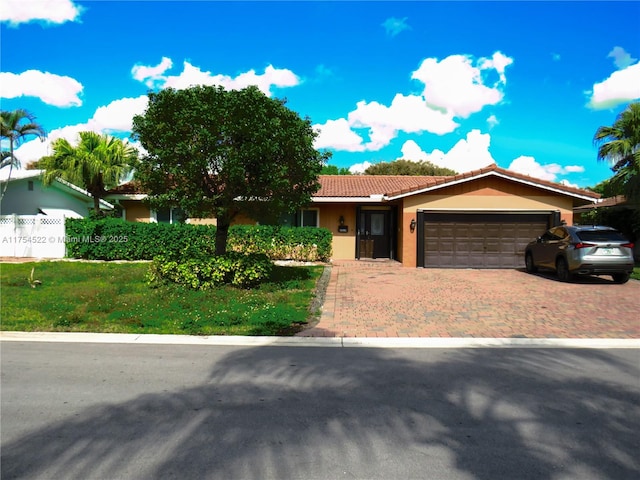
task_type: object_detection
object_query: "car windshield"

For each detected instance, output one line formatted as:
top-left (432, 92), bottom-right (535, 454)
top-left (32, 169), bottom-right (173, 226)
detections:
top-left (576, 230), bottom-right (627, 242)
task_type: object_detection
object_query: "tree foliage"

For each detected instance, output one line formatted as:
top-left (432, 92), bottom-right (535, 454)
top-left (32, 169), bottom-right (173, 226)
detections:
top-left (587, 177), bottom-right (624, 198)
top-left (364, 159), bottom-right (457, 176)
top-left (593, 102), bottom-right (640, 201)
top-left (40, 131), bottom-right (138, 213)
top-left (321, 164), bottom-right (352, 175)
top-left (131, 85), bottom-right (330, 255)
top-left (1, 109), bottom-right (46, 199)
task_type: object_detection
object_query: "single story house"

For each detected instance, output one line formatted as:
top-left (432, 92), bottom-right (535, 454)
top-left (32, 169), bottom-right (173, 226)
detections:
top-left (0, 169), bottom-right (114, 218)
top-left (106, 164), bottom-right (600, 268)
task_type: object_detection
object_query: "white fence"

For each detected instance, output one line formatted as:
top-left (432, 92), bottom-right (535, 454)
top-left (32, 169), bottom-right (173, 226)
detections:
top-left (0, 215), bottom-right (67, 258)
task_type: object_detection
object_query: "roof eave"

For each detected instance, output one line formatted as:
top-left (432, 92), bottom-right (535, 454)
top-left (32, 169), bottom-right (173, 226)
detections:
top-left (312, 196), bottom-right (389, 203)
top-left (106, 193), bottom-right (148, 201)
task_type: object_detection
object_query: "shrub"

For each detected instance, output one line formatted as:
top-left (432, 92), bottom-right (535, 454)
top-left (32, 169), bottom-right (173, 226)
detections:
top-left (147, 252), bottom-right (274, 289)
top-left (65, 218), bottom-right (216, 260)
top-left (227, 225), bottom-right (332, 261)
top-left (65, 218), bottom-right (332, 262)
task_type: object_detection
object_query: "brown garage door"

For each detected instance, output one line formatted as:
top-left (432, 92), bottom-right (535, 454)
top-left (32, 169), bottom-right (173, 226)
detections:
top-left (422, 213), bottom-right (550, 268)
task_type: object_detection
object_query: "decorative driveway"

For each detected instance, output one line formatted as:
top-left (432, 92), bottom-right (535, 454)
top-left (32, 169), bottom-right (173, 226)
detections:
top-left (298, 260), bottom-right (640, 339)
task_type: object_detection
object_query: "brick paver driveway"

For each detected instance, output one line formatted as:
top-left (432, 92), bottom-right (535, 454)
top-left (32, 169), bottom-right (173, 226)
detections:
top-left (298, 260), bottom-right (640, 338)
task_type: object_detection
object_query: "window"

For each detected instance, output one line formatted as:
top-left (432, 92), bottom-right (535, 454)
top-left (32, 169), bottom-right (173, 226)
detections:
top-left (28, 181), bottom-right (34, 191)
top-left (280, 209), bottom-right (319, 227)
top-left (577, 230), bottom-right (627, 242)
top-left (550, 227), bottom-right (568, 239)
top-left (152, 207), bottom-right (186, 224)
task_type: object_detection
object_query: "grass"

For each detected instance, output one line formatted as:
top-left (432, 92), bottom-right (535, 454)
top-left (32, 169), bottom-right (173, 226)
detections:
top-left (0, 261), bottom-right (324, 336)
top-left (632, 265), bottom-right (640, 281)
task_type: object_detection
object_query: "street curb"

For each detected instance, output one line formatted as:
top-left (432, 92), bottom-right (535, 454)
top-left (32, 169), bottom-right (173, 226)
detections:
top-left (1, 331), bottom-right (639, 349)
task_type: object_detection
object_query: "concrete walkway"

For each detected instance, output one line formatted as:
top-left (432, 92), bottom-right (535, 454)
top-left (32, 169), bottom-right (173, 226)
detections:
top-left (297, 260), bottom-right (640, 339)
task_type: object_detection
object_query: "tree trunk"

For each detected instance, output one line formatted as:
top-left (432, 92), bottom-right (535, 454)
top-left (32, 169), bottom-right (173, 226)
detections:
top-left (215, 221), bottom-right (230, 256)
top-left (93, 195), bottom-right (101, 215)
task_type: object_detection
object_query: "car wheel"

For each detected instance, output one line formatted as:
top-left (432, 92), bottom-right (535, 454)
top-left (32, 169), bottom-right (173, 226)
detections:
top-left (556, 258), bottom-right (572, 282)
top-left (525, 252), bottom-right (537, 273)
top-left (612, 273), bottom-right (630, 284)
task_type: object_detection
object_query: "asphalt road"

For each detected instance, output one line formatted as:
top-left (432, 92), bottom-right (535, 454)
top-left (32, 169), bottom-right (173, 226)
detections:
top-left (1, 342), bottom-right (639, 480)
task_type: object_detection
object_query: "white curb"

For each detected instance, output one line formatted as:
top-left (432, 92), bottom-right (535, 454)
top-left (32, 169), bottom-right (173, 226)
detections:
top-left (1, 331), bottom-right (638, 349)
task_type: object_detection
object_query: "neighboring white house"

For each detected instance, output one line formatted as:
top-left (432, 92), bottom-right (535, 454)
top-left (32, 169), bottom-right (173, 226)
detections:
top-left (0, 169), bottom-right (114, 257)
top-left (0, 169), bottom-right (113, 218)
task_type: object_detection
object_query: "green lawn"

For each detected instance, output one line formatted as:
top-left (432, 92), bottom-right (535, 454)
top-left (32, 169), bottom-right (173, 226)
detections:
top-left (0, 262), bottom-right (324, 336)
top-left (632, 266), bottom-right (640, 281)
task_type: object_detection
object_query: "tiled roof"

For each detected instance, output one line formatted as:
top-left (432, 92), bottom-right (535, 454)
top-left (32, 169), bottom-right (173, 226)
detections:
top-left (318, 164), bottom-right (600, 200)
top-left (315, 175), bottom-right (450, 197)
top-left (574, 195), bottom-right (628, 211)
top-left (107, 164), bottom-right (601, 200)
top-left (107, 181), bottom-right (145, 195)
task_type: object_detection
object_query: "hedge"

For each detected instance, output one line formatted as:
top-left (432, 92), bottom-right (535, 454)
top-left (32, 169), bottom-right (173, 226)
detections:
top-left (64, 218), bottom-right (332, 262)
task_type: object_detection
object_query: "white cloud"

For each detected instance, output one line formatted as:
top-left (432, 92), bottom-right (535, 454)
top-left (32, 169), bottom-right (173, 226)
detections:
top-left (382, 17), bottom-right (411, 37)
top-left (507, 156), bottom-right (583, 182)
top-left (314, 93), bottom-right (459, 153)
top-left (411, 52), bottom-right (513, 118)
top-left (487, 115), bottom-right (499, 128)
top-left (348, 94), bottom-right (460, 150)
top-left (559, 179), bottom-right (580, 189)
top-left (398, 140), bottom-right (431, 162)
top-left (607, 46), bottom-right (638, 70)
top-left (88, 96), bottom-right (149, 132)
top-left (132, 59), bottom-right (300, 97)
top-left (398, 130), bottom-right (496, 173)
top-left (348, 161), bottom-right (373, 174)
top-left (1, 0), bottom-right (82, 25)
top-left (131, 57), bottom-right (173, 88)
top-left (0, 70), bottom-right (83, 107)
top-left (310, 51), bottom-right (511, 152)
top-left (12, 96), bottom-right (149, 164)
top-left (587, 62), bottom-right (640, 109)
top-left (313, 119), bottom-right (366, 152)
top-left (397, 132), bottom-right (586, 183)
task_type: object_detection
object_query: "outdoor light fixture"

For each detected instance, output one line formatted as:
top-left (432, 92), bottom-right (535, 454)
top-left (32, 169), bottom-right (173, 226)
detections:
top-left (339, 215), bottom-right (345, 226)
top-left (410, 218), bottom-right (416, 232)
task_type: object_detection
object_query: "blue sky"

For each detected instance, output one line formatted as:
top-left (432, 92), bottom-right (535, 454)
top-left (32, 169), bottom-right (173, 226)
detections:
top-left (2, 1), bottom-right (639, 189)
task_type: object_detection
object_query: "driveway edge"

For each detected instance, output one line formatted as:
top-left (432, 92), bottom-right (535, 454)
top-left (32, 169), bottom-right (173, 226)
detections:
top-left (1, 331), bottom-right (638, 349)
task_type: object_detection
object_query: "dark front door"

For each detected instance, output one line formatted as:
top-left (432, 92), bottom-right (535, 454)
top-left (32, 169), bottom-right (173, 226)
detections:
top-left (359, 210), bottom-right (390, 259)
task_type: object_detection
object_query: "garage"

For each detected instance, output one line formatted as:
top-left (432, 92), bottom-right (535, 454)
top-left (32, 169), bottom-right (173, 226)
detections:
top-left (417, 211), bottom-right (555, 268)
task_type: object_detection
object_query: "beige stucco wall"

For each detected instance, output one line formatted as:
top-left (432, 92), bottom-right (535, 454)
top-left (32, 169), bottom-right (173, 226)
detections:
top-left (120, 200), bottom-right (151, 223)
top-left (187, 217), bottom-right (217, 225)
top-left (399, 179), bottom-right (577, 267)
top-left (318, 203), bottom-right (357, 260)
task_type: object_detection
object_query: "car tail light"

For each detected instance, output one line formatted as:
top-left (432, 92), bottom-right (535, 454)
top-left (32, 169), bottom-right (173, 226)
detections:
top-left (572, 242), bottom-right (596, 249)
top-left (622, 242), bottom-right (634, 249)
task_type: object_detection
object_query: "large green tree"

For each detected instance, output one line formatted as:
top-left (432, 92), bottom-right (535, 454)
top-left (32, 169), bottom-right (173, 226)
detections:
top-left (131, 85), bottom-right (330, 255)
top-left (593, 102), bottom-right (640, 201)
top-left (1, 109), bottom-right (46, 199)
top-left (40, 131), bottom-right (138, 214)
top-left (364, 159), bottom-right (457, 176)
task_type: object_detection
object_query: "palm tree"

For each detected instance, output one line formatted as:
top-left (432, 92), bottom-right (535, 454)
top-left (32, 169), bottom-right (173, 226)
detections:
top-left (593, 102), bottom-right (640, 201)
top-left (1, 109), bottom-right (46, 199)
top-left (41, 131), bottom-right (138, 214)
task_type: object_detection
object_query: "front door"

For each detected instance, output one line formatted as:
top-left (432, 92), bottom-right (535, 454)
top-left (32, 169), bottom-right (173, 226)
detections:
top-left (359, 210), bottom-right (390, 259)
